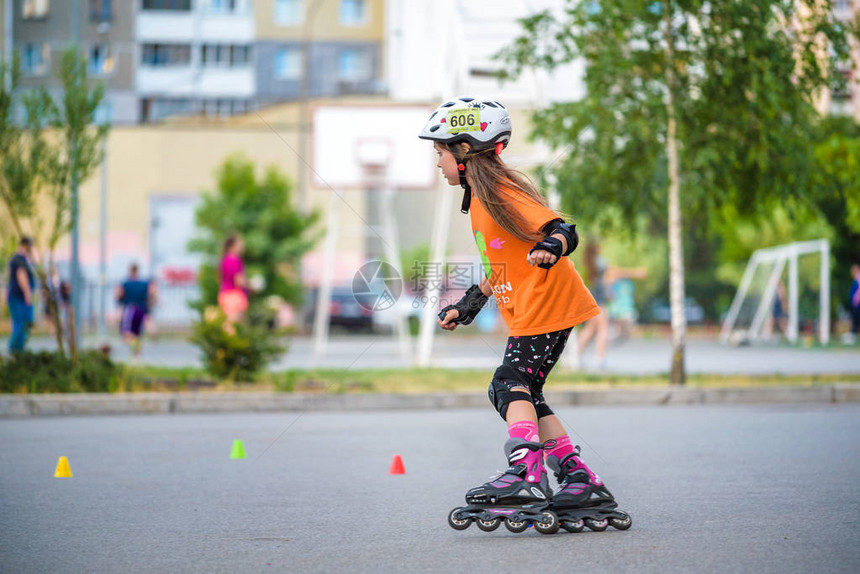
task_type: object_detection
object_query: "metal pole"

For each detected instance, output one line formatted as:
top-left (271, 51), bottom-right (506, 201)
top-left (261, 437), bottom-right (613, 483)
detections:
top-left (417, 180), bottom-right (453, 367)
top-left (298, 2), bottom-right (325, 214)
top-left (3, 0), bottom-right (13, 86)
top-left (749, 257), bottom-right (786, 341)
top-left (70, 0), bottom-right (82, 344)
top-left (788, 252), bottom-right (799, 343)
top-left (97, 139), bottom-right (108, 337)
top-left (379, 181), bottom-right (411, 364)
top-left (719, 253), bottom-right (760, 344)
top-left (312, 192), bottom-right (339, 362)
top-left (820, 241), bottom-right (830, 345)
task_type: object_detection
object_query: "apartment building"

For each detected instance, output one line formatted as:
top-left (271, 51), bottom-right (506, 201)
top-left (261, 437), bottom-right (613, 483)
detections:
top-left (828, 0), bottom-right (860, 119)
top-left (254, 0), bottom-right (385, 104)
top-left (136, 0), bottom-right (256, 122)
top-left (11, 0), bottom-right (137, 123)
top-left (6, 0), bottom-right (386, 123)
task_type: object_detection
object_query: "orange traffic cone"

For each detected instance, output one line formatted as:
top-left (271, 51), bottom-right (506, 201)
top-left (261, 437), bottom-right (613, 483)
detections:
top-left (389, 454), bottom-right (406, 475)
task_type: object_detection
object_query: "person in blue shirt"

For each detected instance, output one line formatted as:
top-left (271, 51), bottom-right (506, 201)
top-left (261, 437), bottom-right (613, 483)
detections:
top-left (115, 264), bottom-right (157, 360)
top-left (6, 237), bottom-right (36, 354)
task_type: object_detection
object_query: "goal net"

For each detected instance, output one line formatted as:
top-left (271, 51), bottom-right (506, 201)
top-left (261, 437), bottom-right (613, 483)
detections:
top-left (719, 240), bottom-right (830, 345)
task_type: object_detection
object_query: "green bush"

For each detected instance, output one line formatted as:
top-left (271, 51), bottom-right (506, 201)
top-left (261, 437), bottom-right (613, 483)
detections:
top-left (0, 350), bottom-right (120, 393)
top-left (190, 307), bottom-right (284, 382)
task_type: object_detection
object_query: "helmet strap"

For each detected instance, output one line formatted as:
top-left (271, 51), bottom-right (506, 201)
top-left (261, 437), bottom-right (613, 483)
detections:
top-left (457, 159), bottom-right (471, 214)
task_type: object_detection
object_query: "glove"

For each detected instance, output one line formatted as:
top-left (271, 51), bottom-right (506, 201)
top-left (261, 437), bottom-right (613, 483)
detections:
top-left (438, 284), bottom-right (489, 326)
top-left (529, 236), bottom-right (564, 269)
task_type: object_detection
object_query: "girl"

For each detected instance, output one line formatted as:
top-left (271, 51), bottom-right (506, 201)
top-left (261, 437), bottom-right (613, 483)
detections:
top-left (419, 97), bottom-right (631, 534)
top-left (218, 235), bottom-right (249, 325)
top-left (577, 240), bottom-right (647, 369)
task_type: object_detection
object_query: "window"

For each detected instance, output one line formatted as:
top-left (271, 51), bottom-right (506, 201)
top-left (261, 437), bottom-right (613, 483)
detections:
top-left (22, 0), bottom-right (50, 19)
top-left (274, 48), bottom-right (301, 80)
top-left (142, 0), bottom-right (191, 11)
top-left (275, 0), bottom-right (303, 26)
top-left (338, 48), bottom-right (372, 81)
top-left (147, 98), bottom-right (194, 122)
top-left (89, 43), bottom-right (114, 75)
top-left (20, 43), bottom-right (49, 76)
top-left (231, 46), bottom-right (251, 66)
top-left (202, 44), bottom-right (228, 66)
top-left (94, 102), bottom-right (113, 125)
top-left (142, 44), bottom-right (192, 67)
top-left (340, 0), bottom-right (366, 26)
top-left (202, 44), bottom-right (251, 67)
top-left (204, 0), bottom-right (246, 14)
top-left (89, 0), bottom-right (111, 21)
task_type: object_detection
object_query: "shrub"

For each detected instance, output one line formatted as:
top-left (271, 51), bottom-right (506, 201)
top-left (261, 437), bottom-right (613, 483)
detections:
top-left (190, 307), bottom-right (284, 382)
top-left (0, 350), bottom-right (120, 393)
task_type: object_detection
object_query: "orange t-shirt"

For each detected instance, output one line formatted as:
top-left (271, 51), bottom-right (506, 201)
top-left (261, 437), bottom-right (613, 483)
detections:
top-left (469, 186), bottom-right (599, 336)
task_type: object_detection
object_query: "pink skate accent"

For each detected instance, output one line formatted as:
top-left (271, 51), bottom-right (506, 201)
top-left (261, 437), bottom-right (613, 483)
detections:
top-left (508, 421), bottom-right (539, 443)
top-left (517, 446), bottom-right (545, 484)
top-left (568, 455), bottom-right (603, 486)
top-left (544, 435), bottom-right (575, 461)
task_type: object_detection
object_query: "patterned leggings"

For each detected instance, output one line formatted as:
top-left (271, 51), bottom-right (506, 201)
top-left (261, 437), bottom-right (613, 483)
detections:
top-left (500, 327), bottom-right (572, 419)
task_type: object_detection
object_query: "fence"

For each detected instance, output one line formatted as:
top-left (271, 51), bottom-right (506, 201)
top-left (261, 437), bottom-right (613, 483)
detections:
top-left (67, 280), bottom-right (201, 335)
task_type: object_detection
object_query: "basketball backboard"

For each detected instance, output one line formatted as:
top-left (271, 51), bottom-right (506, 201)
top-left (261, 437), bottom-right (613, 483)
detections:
top-left (312, 105), bottom-right (436, 189)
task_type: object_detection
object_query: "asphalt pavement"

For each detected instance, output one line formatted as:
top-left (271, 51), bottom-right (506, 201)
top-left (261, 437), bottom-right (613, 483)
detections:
top-left (1, 404), bottom-right (858, 573)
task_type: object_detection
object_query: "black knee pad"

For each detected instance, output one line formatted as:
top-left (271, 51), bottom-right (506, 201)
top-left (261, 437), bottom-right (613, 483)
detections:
top-left (533, 393), bottom-right (555, 419)
top-left (488, 365), bottom-right (534, 420)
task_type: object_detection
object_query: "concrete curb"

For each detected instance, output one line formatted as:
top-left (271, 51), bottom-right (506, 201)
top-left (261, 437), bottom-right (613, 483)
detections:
top-left (1, 383), bottom-right (858, 417)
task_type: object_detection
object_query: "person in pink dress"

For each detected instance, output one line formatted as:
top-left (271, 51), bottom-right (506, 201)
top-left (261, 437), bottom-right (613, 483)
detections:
top-left (218, 235), bottom-right (248, 325)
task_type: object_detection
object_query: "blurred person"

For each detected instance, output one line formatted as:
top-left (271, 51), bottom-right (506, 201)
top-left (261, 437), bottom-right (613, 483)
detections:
top-left (6, 237), bottom-right (35, 354)
top-left (850, 263), bottom-right (860, 343)
top-left (765, 281), bottom-right (788, 340)
top-left (115, 263), bottom-right (157, 360)
top-left (218, 235), bottom-right (249, 326)
top-left (421, 97), bottom-right (631, 535)
top-left (577, 240), bottom-right (646, 369)
top-left (608, 278), bottom-right (636, 341)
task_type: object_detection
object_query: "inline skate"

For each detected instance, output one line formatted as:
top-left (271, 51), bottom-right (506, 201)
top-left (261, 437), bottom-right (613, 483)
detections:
top-left (546, 445), bottom-right (632, 533)
top-left (448, 438), bottom-right (559, 534)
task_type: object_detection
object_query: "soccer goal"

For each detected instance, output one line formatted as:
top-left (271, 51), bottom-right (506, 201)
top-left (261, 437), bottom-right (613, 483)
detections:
top-left (719, 240), bottom-right (830, 345)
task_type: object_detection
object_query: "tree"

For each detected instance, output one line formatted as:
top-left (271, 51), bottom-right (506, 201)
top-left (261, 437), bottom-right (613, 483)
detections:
top-left (500, 0), bottom-right (856, 383)
top-left (188, 154), bottom-right (321, 316)
top-left (0, 49), bottom-right (107, 359)
top-left (809, 116), bottom-right (860, 315)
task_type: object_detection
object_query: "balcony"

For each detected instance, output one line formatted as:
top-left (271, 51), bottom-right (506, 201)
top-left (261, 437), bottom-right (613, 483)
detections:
top-left (137, 10), bottom-right (253, 44)
top-left (137, 66), bottom-right (254, 98)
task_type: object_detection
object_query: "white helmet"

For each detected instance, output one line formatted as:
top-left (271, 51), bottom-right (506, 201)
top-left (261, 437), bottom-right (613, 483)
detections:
top-left (418, 96), bottom-right (511, 153)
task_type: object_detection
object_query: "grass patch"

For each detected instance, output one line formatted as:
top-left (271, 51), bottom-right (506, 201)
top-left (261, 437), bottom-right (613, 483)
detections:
top-left (112, 365), bottom-right (860, 395)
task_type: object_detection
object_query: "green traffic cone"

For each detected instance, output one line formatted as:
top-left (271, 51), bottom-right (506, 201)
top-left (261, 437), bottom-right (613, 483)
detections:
top-left (230, 439), bottom-right (246, 459)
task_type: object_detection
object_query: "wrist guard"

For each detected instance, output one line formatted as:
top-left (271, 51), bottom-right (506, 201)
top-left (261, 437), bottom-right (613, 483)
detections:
top-left (529, 220), bottom-right (578, 269)
top-left (529, 237), bottom-right (564, 269)
top-left (438, 284), bottom-right (489, 326)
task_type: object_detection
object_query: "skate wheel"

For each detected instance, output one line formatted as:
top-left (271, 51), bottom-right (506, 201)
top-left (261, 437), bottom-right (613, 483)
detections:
top-left (585, 517), bottom-right (608, 532)
top-left (448, 507), bottom-right (472, 531)
top-left (504, 518), bottom-right (529, 533)
top-left (533, 511), bottom-right (560, 535)
top-left (609, 515), bottom-right (632, 530)
top-left (562, 519), bottom-right (584, 533)
top-left (476, 517), bottom-right (501, 532)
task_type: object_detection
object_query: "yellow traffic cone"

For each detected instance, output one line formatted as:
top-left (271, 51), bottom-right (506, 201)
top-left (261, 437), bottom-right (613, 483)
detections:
top-left (54, 456), bottom-right (72, 477)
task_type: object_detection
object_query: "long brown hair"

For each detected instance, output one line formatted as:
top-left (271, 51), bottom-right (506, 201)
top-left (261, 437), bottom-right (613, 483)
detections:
top-left (449, 144), bottom-right (560, 243)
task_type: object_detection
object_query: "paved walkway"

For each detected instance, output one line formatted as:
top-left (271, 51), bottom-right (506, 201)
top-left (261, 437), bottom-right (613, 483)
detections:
top-left (6, 333), bottom-right (859, 375)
